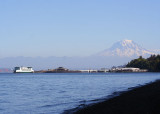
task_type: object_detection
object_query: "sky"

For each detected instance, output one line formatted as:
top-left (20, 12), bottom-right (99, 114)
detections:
top-left (0, 0), bottom-right (160, 58)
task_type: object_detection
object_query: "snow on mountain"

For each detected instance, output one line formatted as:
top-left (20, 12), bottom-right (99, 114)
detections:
top-left (97, 40), bottom-right (155, 57)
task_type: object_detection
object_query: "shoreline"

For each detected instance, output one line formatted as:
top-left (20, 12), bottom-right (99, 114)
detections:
top-left (65, 80), bottom-right (160, 114)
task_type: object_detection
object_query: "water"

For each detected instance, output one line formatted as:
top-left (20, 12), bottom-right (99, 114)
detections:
top-left (0, 73), bottom-right (160, 114)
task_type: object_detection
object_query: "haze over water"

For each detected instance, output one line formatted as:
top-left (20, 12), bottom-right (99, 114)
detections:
top-left (0, 73), bottom-right (160, 114)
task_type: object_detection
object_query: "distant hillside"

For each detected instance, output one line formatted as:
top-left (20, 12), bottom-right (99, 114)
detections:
top-left (0, 56), bottom-right (131, 70)
top-left (0, 68), bottom-right (12, 73)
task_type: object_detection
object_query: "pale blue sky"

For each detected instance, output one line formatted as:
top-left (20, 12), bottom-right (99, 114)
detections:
top-left (0, 0), bottom-right (160, 58)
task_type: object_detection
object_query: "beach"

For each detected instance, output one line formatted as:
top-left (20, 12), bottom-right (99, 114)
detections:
top-left (74, 80), bottom-right (160, 114)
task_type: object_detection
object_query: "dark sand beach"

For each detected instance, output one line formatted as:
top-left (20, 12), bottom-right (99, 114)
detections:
top-left (74, 80), bottom-right (160, 114)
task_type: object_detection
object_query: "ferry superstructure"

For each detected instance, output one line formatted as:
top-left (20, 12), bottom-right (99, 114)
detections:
top-left (14, 67), bottom-right (34, 73)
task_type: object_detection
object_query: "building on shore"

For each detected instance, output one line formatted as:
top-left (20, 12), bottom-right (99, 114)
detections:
top-left (98, 68), bottom-right (109, 73)
top-left (110, 67), bottom-right (148, 72)
top-left (36, 67), bottom-right (82, 73)
top-left (55, 67), bottom-right (69, 72)
top-left (80, 69), bottom-right (98, 73)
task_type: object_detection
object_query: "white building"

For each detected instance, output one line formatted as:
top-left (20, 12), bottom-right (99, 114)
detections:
top-left (111, 67), bottom-right (142, 72)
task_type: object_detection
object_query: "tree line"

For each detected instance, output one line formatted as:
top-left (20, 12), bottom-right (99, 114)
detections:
top-left (126, 55), bottom-right (160, 72)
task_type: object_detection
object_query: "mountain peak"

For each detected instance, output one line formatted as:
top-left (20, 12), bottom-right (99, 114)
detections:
top-left (122, 39), bottom-right (133, 43)
top-left (117, 39), bottom-right (134, 48)
top-left (121, 39), bottom-right (132, 45)
top-left (97, 39), bottom-right (155, 57)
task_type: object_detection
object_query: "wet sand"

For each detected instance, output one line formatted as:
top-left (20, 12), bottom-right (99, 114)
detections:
top-left (74, 80), bottom-right (160, 114)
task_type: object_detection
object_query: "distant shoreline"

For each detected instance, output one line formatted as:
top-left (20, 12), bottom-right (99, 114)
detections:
top-left (67, 80), bottom-right (160, 114)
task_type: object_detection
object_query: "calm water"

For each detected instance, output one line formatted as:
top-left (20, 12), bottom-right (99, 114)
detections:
top-left (0, 73), bottom-right (160, 114)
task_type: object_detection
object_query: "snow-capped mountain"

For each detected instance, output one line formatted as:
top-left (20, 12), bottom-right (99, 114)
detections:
top-left (0, 39), bottom-right (159, 69)
top-left (97, 40), bottom-right (155, 57)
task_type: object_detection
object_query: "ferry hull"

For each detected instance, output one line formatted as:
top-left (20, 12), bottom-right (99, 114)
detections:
top-left (14, 71), bottom-right (34, 73)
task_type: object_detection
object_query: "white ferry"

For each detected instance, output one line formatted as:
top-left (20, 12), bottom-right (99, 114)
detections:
top-left (14, 67), bottom-right (34, 73)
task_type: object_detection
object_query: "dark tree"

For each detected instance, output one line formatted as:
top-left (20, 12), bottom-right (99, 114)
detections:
top-left (126, 55), bottom-right (160, 72)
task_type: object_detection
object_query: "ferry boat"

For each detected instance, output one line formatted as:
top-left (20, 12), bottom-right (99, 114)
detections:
top-left (14, 67), bottom-right (34, 73)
